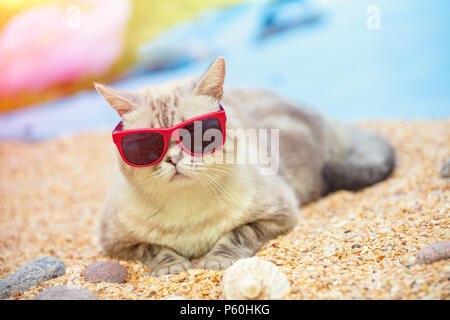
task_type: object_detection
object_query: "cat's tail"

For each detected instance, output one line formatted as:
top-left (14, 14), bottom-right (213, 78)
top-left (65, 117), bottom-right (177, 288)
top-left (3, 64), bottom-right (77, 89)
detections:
top-left (322, 125), bottom-right (395, 193)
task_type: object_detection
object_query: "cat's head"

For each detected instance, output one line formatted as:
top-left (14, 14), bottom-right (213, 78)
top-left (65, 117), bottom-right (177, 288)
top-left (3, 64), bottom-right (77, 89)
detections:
top-left (95, 57), bottom-right (236, 192)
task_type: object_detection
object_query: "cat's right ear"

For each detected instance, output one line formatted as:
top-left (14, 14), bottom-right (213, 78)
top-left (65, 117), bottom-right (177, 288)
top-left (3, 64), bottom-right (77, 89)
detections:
top-left (194, 57), bottom-right (226, 100)
top-left (94, 83), bottom-right (138, 117)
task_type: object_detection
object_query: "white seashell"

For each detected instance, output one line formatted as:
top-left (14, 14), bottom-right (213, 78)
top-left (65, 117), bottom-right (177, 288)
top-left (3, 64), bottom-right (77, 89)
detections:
top-left (222, 257), bottom-right (290, 300)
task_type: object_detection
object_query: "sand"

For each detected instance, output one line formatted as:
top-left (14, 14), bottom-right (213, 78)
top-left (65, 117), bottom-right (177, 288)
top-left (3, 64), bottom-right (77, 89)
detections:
top-left (0, 120), bottom-right (448, 300)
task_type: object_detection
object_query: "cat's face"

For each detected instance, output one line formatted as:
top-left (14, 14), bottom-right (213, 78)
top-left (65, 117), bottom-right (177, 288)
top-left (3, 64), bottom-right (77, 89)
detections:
top-left (96, 58), bottom-right (234, 191)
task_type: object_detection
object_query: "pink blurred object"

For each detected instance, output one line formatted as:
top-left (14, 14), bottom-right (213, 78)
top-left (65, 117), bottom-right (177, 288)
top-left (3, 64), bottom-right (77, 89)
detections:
top-left (0, 0), bottom-right (131, 95)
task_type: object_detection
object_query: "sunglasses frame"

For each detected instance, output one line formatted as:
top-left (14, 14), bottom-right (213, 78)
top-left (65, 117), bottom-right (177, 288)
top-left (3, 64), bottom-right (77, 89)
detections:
top-left (112, 105), bottom-right (227, 167)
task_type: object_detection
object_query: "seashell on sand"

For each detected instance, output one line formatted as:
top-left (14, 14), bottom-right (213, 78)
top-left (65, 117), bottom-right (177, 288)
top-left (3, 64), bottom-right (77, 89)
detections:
top-left (222, 257), bottom-right (290, 300)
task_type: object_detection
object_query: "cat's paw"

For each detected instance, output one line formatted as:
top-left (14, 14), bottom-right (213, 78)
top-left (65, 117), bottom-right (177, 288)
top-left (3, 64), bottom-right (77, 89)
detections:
top-left (197, 256), bottom-right (236, 270)
top-left (151, 261), bottom-right (193, 277)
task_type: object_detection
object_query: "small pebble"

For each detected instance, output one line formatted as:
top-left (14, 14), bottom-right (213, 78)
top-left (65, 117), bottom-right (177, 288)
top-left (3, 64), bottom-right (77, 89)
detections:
top-left (34, 286), bottom-right (98, 300)
top-left (0, 256), bottom-right (65, 299)
top-left (440, 158), bottom-right (450, 178)
top-left (416, 241), bottom-right (450, 264)
top-left (352, 244), bottom-right (361, 249)
top-left (84, 261), bottom-right (128, 283)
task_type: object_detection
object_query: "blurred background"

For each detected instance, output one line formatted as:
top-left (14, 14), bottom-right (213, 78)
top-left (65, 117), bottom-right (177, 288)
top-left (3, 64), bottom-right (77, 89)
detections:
top-left (0, 0), bottom-right (449, 140)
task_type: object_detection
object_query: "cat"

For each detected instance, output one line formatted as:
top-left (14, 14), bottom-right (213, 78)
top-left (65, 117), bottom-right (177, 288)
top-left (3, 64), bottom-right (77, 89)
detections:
top-left (95, 57), bottom-right (395, 276)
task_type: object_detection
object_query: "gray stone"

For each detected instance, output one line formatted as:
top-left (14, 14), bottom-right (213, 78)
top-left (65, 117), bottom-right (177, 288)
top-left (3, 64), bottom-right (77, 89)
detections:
top-left (416, 241), bottom-right (450, 264)
top-left (0, 256), bottom-right (65, 299)
top-left (34, 285), bottom-right (98, 300)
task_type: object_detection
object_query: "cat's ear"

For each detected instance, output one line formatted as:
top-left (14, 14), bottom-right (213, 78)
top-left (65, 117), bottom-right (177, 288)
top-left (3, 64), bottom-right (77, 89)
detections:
top-left (194, 57), bottom-right (226, 99)
top-left (94, 83), bottom-right (139, 117)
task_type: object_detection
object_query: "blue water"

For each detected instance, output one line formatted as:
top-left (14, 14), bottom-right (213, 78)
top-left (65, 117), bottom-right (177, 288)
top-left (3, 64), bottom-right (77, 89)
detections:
top-left (1, 0), bottom-right (449, 140)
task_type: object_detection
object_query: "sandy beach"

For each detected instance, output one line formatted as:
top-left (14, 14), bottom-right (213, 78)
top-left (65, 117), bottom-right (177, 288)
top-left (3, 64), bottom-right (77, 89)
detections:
top-left (1, 120), bottom-right (448, 299)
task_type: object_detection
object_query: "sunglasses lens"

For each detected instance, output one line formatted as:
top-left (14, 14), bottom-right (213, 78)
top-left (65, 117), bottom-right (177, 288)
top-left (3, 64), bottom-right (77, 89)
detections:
top-left (121, 132), bottom-right (165, 165)
top-left (179, 118), bottom-right (224, 155)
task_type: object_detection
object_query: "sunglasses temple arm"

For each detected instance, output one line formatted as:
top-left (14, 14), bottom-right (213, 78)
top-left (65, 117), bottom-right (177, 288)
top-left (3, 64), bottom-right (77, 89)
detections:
top-left (113, 121), bottom-right (124, 133)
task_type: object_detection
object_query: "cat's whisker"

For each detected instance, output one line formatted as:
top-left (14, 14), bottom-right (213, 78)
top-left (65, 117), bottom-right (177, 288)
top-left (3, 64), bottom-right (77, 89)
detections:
top-left (203, 171), bottom-right (242, 209)
top-left (208, 166), bottom-right (253, 184)
top-left (206, 169), bottom-right (255, 218)
top-left (199, 173), bottom-right (220, 201)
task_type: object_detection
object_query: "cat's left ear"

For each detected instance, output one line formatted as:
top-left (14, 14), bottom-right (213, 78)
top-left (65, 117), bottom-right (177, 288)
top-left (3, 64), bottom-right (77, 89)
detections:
top-left (194, 57), bottom-right (226, 100)
top-left (94, 83), bottom-right (139, 117)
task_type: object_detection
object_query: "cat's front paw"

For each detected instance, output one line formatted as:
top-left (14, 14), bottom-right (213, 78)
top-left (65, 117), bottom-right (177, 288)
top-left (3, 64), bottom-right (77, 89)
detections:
top-left (197, 256), bottom-right (236, 270)
top-left (151, 261), bottom-right (193, 277)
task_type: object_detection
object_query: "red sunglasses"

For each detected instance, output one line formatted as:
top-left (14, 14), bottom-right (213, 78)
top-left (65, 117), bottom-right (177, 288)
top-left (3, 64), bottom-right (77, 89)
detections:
top-left (112, 105), bottom-right (227, 167)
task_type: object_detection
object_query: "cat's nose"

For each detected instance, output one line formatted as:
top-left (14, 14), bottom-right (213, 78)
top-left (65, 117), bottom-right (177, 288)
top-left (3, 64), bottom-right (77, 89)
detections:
top-left (166, 140), bottom-right (183, 165)
top-left (166, 154), bottom-right (182, 165)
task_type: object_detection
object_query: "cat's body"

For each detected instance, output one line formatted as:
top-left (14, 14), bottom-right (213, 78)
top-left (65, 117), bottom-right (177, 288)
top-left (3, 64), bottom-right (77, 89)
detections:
top-left (222, 88), bottom-right (395, 201)
top-left (95, 58), bottom-right (394, 276)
